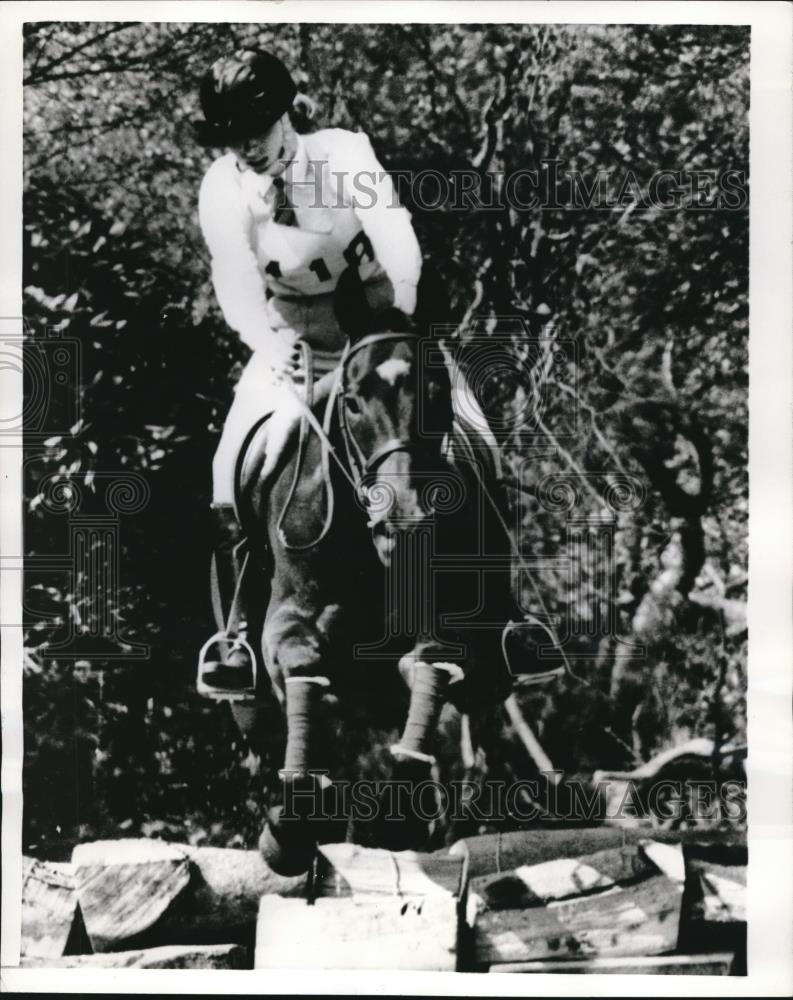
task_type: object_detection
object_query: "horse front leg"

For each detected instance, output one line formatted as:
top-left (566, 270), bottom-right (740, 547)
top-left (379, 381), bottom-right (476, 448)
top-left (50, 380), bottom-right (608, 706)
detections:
top-left (258, 612), bottom-right (340, 875)
top-left (373, 657), bottom-right (463, 852)
top-left (393, 658), bottom-right (464, 764)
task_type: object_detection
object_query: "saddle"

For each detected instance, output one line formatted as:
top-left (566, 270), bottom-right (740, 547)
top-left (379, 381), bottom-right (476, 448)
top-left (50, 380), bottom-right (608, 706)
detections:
top-left (233, 365), bottom-right (340, 532)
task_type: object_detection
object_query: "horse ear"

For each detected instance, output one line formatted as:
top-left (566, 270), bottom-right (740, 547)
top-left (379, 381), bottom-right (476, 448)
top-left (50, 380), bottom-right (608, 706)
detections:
top-left (334, 267), bottom-right (376, 342)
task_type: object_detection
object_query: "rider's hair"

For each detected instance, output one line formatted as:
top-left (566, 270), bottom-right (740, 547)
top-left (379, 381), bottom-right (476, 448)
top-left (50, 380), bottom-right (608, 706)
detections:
top-left (289, 93), bottom-right (317, 134)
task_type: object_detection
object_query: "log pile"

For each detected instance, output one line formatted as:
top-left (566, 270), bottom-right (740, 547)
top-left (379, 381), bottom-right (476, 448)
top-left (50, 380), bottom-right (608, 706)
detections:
top-left (19, 839), bottom-right (306, 968)
top-left (21, 857), bottom-right (85, 958)
top-left (450, 828), bottom-right (746, 973)
top-left (18, 828), bottom-right (746, 972)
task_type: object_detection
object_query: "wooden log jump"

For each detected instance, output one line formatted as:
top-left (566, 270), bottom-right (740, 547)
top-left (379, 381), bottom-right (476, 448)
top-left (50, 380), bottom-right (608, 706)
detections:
top-left (21, 857), bottom-right (84, 959)
top-left (69, 838), bottom-right (307, 952)
top-left (19, 826), bottom-right (746, 973)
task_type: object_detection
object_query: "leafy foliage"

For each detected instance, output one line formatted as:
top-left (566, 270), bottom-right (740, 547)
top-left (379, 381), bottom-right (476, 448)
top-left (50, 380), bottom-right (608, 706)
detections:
top-left (22, 22), bottom-right (748, 856)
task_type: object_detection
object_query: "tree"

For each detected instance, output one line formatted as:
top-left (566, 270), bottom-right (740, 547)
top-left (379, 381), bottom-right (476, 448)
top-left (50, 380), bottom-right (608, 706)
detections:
top-left (21, 22), bottom-right (748, 854)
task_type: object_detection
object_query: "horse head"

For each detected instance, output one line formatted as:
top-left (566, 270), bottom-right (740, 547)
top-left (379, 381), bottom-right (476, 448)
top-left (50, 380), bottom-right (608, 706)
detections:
top-left (334, 269), bottom-right (454, 566)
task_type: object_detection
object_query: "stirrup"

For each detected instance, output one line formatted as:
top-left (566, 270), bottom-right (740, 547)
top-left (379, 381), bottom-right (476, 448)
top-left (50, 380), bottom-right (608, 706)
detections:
top-left (501, 618), bottom-right (567, 687)
top-left (197, 630), bottom-right (258, 703)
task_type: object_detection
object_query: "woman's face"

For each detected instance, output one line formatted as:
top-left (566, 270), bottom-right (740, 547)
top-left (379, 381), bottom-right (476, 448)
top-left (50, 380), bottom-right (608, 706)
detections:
top-left (230, 113), bottom-right (298, 175)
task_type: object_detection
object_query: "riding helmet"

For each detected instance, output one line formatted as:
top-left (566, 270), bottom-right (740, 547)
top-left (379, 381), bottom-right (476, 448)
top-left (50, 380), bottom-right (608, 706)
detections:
top-left (193, 49), bottom-right (297, 147)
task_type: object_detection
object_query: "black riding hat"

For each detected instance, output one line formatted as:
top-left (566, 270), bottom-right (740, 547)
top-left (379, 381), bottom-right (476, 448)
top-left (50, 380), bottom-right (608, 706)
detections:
top-left (193, 49), bottom-right (297, 147)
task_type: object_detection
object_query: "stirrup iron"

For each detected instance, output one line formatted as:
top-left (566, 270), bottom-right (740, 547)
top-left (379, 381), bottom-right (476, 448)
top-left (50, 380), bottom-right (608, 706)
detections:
top-left (197, 630), bottom-right (258, 703)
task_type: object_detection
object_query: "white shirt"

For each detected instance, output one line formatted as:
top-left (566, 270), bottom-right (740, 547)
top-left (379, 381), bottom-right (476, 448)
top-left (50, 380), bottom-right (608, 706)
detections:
top-left (198, 128), bottom-right (422, 363)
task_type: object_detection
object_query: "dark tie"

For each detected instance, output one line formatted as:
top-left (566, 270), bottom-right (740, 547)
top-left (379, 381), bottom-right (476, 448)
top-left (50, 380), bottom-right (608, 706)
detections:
top-left (271, 176), bottom-right (296, 227)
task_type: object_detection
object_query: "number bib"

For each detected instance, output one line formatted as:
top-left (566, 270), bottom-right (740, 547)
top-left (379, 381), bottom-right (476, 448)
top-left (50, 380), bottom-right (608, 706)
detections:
top-left (246, 159), bottom-right (385, 297)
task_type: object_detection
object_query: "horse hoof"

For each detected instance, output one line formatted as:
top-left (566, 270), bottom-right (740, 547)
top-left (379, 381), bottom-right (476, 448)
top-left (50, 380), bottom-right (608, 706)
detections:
top-left (258, 810), bottom-right (316, 877)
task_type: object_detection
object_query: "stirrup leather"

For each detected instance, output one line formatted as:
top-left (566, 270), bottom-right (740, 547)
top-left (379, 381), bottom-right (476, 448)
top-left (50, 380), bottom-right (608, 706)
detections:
top-left (198, 533), bottom-right (258, 703)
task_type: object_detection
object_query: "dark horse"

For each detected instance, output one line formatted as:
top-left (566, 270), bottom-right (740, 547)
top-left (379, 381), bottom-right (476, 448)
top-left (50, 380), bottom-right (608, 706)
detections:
top-left (226, 273), bottom-right (552, 875)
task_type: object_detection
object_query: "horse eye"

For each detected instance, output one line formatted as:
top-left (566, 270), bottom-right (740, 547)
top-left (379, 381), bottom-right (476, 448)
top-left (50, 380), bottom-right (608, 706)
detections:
top-left (345, 395), bottom-right (362, 415)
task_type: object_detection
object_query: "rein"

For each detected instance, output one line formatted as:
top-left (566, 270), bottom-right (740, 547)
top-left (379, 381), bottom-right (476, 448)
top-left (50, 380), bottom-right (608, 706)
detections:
top-left (275, 331), bottom-right (420, 551)
top-left (273, 331), bottom-right (578, 685)
top-left (337, 330), bottom-right (422, 486)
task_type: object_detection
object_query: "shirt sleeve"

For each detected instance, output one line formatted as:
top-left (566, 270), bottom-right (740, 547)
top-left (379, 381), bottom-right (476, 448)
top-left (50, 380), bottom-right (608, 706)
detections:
top-left (334, 132), bottom-right (422, 314)
top-left (198, 158), bottom-right (295, 365)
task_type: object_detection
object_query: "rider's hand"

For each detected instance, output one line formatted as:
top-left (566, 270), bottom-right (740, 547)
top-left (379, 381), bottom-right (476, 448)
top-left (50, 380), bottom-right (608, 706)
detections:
top-left (270, 339), bottom-right (303, 385)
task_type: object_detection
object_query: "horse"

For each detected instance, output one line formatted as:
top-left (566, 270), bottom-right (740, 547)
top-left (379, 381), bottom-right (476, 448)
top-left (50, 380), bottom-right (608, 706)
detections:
top-left (224, 272), bottom-right (555, 875)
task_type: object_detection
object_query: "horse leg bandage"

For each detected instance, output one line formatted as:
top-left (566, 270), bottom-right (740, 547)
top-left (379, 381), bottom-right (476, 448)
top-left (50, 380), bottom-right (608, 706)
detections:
top-left (280, 675), bottom-right (330, 780)
top-left (392, 662), bottom-right (463, 765)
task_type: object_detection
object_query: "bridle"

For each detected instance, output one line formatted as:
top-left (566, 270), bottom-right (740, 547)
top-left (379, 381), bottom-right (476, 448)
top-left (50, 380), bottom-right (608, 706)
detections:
top-left (337, 330), bottom-right (423, 487)
top-left (275, 329), bottom-right (424, 551)
top-left (272, 328), bottom-right (579, 687)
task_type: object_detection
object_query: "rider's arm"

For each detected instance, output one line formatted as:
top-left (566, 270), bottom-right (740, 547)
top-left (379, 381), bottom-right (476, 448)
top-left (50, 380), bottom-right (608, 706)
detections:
top-left (198, 157), bottom-right (295, 368)
top-left (332, 132), bottom-right (422, 315)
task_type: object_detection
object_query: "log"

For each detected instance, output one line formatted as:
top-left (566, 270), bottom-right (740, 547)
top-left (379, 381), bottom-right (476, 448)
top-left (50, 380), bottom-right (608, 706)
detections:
top-left (466, 838), bottom-right (685, 966)
top-left (257, 844), bottom-right (466, 971)
top-left (489, 952), bottom-right (735, 975)
top-left (255, 894), bottom-right (458, 970)
top-left (473, 873), bottom-right (683, 965)
top-left (678, 847), bottom-right (747, 969)
top-left (71, 839), bottom-right (306, 952)
top-left (468, 843), bottom-right (655, 912)
top-left (20, 943), bottom-right (247, 969)
top-left (182, 843), bottom-right (307, 934)
top-left (20, 857), bottom-right (84, 958)
top-left (688, 857), bottom-right (746, 923)
top-left (450, 827), bottom-right (634, 877)
top-left (315, 842), bottom-right (465, 899)
top-left (450, 827), bottom-right (746, 878)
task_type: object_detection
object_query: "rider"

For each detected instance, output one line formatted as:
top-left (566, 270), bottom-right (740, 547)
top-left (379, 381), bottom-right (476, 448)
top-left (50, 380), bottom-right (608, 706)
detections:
top-left (193, 49), bottom-right (422, 696)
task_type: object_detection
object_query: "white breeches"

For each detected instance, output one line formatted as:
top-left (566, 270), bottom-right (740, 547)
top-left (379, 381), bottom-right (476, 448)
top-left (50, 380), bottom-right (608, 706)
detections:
top-left (212, 277), bottom-right (394, 505)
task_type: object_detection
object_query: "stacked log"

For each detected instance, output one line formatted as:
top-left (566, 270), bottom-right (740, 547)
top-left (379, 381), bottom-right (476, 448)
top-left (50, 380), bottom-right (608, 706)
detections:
top-left (18, 828), bottom-right (746, 972)
top-left (19, 839), bottom-right (306, 968)
top-left (678, 840), bottom-right (748, 974)
top-left (21, 857), bottom-right (85, 958)
top-left (255, 842), bottom-right (466, 971)
top-left (70, 838), bottom-right (306, 952)
top-left (449, 828), bottom-right (745, 973)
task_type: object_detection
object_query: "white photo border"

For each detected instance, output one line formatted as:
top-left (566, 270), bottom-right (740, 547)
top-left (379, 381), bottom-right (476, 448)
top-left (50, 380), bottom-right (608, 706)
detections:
top-left (1, 2), bottom-right (790, 995)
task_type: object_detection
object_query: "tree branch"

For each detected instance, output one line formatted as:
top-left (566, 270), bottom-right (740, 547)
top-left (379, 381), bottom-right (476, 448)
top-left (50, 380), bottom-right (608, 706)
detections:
top-left (24, 23), bottom-right (139, 86)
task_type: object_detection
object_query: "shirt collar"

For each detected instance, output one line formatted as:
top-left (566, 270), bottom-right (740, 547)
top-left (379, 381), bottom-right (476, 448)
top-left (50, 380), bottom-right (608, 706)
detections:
top-left (281, 135), bottom-right (329, 211)
top-left (232, 135), bottom-right (309, 186)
